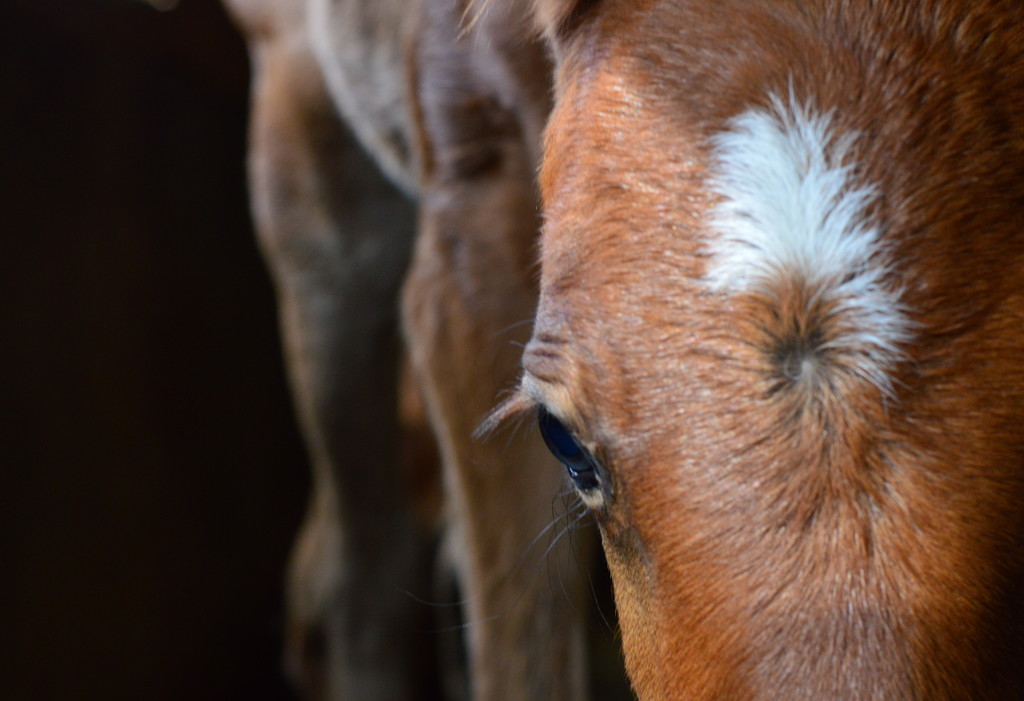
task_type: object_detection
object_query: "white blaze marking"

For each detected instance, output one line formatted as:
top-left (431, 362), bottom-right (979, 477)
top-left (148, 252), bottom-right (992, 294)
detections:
top-left (705, 95), bottom-right (910, 392)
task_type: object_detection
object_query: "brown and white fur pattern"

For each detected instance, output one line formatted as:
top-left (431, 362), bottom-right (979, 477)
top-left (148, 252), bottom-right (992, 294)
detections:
top-left (226, 0), bottom-right (1024, 698)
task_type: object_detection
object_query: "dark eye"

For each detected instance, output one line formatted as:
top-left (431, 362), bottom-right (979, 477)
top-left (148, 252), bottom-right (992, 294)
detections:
top-left (537, 407), bottom-right (600, 491)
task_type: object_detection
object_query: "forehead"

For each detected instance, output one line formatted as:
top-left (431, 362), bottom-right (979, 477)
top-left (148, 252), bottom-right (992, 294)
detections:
top-left (531, 29), bottom-right (720, 426)
top-left (525, 0), bottom-right (887, 481)
top-left (529, 0), bottom-right (872, 426)
top-left (532, 1), bottom-right (782, 364)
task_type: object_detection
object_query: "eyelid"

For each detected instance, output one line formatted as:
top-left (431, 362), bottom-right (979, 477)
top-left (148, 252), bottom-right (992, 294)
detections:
top-left (520, 372), bottom-right (583, 429)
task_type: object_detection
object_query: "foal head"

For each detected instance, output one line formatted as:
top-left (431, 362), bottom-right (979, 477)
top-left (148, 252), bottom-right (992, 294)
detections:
top-left (506, 0), bottom-right (1024, 697)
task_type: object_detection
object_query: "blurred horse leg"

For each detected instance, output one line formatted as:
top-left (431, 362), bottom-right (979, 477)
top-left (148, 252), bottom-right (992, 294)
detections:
top-left (239, 9), bottom-right (438, 698)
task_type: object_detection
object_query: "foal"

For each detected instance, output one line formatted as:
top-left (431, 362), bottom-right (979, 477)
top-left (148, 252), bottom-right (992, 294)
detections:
top-left (523, 0), bottom-right (1024, 698)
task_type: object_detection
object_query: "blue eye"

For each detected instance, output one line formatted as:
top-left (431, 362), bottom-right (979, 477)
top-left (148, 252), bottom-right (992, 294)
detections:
top-left (537, 407), bottom-right (600, 491)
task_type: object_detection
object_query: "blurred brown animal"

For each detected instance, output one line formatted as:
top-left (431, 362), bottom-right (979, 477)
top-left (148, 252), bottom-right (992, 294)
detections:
top-left (225, 0), bottom-right (586, 699)
top-left (227, 0), bottom-right (1024, 699)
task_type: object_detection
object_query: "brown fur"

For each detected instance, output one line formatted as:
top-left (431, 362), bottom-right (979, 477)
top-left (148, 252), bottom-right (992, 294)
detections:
top-left (228, 0), bottom-right (1024, 698)
top-left (530, 0), bottom-right (1024, 698)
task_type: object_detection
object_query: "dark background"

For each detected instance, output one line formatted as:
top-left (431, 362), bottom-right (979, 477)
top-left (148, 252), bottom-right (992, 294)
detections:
top-left (3, 1), bottom-right (308, 699)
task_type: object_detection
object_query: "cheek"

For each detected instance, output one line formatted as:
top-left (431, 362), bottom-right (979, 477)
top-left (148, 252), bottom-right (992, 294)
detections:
top-left (602, 530), bottom-right (667, 700)
top-left (599, 473), bottom-right (751, 700)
